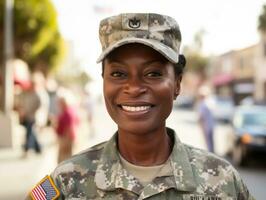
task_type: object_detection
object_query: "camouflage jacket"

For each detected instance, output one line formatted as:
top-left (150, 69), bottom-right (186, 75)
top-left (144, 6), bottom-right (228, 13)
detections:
top-left (26, 128), bottom-right (254, 200)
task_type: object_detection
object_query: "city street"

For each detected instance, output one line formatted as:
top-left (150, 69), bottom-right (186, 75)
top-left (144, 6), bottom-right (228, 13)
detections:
top-left (1, 1), bottom-right (266, 200)
top-left (0, 102), bottom-right (265, 199)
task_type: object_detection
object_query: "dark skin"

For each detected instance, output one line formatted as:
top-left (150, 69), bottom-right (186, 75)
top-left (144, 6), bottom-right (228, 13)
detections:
top-left (103, 43), bottom-right (182, 166)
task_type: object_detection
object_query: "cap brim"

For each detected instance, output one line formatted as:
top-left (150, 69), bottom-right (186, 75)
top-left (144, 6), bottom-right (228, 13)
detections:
top-left (96, 38), bottom-right (179, 64)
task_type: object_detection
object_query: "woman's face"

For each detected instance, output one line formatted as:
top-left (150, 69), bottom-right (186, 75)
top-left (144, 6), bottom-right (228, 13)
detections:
top-left (103, 44), bottom-right (181, 135)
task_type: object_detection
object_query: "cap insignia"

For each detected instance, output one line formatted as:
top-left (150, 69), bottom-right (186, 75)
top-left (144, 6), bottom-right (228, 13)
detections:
top-left (128, 17), bottom-right (141, 29)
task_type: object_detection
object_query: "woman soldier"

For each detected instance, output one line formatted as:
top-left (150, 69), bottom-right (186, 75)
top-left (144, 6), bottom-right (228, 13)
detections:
top-left (26, 13), bottom-right (254, 200)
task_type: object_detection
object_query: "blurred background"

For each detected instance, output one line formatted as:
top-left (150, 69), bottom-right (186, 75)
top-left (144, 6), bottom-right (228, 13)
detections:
top-left (0, 0), bottom-right (266, 199)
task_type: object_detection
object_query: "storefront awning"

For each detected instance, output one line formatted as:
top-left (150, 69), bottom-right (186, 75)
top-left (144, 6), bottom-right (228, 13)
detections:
top-left (212, 74), bottom-right (234, 86)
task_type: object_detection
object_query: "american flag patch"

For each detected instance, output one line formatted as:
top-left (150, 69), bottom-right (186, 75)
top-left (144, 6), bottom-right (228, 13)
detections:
top-left (30, 175), bottom-right (60, 200)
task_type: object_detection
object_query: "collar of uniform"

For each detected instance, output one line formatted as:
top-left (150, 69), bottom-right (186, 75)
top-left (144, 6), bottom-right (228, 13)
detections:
top-left (167, 128), bottom-right (197, 192)
top-left (138, 128), bottom-right (197, 199)
top-left (95, 132), bottom-right (143, 194)
top-left (94, 128), bottom-right (197, 196)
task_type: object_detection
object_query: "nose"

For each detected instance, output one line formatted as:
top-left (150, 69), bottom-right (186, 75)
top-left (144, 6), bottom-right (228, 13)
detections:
top-left (123, 76), bottom-right (147, 97)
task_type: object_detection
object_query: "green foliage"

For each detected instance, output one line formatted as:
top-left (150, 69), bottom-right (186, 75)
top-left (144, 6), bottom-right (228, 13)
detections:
top-left (29, 31), bottom-right (65, 73)
top-left (184, 51), bottom-right (208, 73)
top-left (0, 0), bottom-right (64, 73)
top-left (258, 5), bottom-right (266, 32)
top-left (183, 30), bottom-right (209, 75)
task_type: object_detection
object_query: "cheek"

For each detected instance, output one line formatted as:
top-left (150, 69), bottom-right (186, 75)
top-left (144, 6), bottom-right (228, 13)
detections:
top-left (103, 87), bottom-right (115, 122)
top-left (162, 81), bottom-right (177, 108)
top-left (103, 81), bottom-right (113, 106)
top-left (158, 80), bottom-right (176, 100)
top-left (155, 81), bottom-right (176, 116)
top-left (103, 81), bottom-right (120, 118)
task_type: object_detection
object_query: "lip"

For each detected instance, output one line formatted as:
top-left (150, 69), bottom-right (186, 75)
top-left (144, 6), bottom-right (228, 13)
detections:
top-left (118, 101), bottom-right (155, 106)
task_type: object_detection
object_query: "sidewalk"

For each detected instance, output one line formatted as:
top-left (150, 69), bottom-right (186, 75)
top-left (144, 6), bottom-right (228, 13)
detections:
top-left (0, 126), bottom-right (58, 200)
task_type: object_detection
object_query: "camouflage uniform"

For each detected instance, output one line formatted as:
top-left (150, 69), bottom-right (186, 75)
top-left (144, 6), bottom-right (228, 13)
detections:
top-left (26, 13), bottom-right (254, 200)
top-left (26, 128), bottom-right (254, 200)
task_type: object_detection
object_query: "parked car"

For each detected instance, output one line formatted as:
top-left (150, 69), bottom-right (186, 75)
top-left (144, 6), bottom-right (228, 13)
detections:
top-left (230, 105), bottom-right (266, 166)
top-left (207, 96), bottom-right (235, 123)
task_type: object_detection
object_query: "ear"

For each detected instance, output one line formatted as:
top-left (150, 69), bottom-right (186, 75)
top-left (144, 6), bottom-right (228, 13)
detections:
top-left (101, 61), bottom-right (105, 77)
top-left (174, 75), bottom-right (182, 100)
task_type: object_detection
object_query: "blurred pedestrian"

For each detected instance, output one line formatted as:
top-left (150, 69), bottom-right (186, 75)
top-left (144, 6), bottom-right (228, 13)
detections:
top-left (16, 75), bottom-right (42, 157)
top-left (55, 88), bottom-right (79, 164)
top-left (26, 13), bottom-right (254, 200)
top-left (32, 72), bottom-right (50, 130)
top-left (197, 85), bottom-right (215, 153)
top-left (46, 77), bottom-right (60, 127)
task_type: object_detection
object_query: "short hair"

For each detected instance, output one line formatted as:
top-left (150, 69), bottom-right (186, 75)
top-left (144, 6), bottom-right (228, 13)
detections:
top-left (174, 54), bottom-right (186, 75)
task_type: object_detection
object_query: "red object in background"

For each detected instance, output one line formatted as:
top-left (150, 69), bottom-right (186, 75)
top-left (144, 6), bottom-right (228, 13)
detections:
top-left (212, 74), bottom-right (234, 86)
top-left (56, 106), bottom-right (79, 140)
top-left (13, 59), bottom-right (31, 90)
top-left (14, 77), bottom-right (31, 90)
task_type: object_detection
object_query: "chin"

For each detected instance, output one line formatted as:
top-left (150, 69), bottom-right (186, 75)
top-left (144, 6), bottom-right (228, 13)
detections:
top-left (117, 121), bottom-right (164, 135)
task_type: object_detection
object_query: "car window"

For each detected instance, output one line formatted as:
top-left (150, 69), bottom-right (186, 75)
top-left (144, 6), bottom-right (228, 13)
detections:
top-left (243, 113), bottom-right (266, 126)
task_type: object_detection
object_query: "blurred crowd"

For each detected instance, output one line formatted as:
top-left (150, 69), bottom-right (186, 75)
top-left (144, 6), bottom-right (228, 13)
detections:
top-left (13, 71), bottom-right (95, 163)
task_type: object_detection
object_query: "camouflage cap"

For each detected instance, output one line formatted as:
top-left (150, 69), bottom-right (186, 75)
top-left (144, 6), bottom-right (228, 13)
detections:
top-left (97, 13), bottom-right (182, 63)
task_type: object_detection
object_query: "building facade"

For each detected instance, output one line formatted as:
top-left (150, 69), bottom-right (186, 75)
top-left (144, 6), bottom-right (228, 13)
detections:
top-left (208, 40), bottom-right (266, 105)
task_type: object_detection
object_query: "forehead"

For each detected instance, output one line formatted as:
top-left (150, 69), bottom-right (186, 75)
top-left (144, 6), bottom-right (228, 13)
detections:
top-left (105, 43), bottom-right (169, 63)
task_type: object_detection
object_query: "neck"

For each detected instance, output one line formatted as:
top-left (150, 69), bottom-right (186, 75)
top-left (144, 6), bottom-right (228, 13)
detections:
top-left (118, 127), bottom-right (172, 166)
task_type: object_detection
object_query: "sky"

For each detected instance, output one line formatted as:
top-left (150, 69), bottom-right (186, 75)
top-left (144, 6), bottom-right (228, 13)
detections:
top-left (51, 0), bottom-right (266, 91)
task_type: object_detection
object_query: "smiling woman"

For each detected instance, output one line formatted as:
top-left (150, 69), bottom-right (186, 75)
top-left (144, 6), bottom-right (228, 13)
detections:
top-left (25, 13), bottom-right (254, 200)
top-left (103, 44), bottom-right (180, 138)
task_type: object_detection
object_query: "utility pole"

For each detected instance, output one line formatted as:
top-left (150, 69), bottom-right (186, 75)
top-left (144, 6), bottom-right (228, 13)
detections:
top-left (3, 0), bottom-right (14, 114)
top-left (0, 0), bottom-right (14, 148)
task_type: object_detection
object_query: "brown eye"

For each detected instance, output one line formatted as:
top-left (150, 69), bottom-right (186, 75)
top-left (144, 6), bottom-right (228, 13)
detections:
top-left (111, 71), bottom-right (126, 77)
top-left (146, 71), bottom-right (162, 77)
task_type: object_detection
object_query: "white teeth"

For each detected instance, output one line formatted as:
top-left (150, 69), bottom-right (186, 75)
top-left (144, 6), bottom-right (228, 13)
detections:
top-left (121, 105), bottom-right (151, 112)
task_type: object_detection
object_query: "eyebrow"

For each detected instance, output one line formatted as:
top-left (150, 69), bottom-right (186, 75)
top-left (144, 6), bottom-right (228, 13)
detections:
top-left (106, 58), bottom-right (167, 66)
top-left (106, 58), bottom-right (125, 65)
top-left (144, 59), bottom-right (168, 66)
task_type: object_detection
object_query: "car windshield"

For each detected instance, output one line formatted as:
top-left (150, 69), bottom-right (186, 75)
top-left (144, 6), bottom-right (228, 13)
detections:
top-left (234, 109), bottom-right (266, 128)
top-left (240, 112), bottom-right (266, 127)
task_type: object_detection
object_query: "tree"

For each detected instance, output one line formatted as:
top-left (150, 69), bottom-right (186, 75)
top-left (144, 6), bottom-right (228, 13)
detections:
top-left (0, 0), bottom-right (64, 73)
top-left (183, 30), bottom-right (209, 78)
top-left (29, 31), bottom-right (66, 74)
top-left (258, 4), bottom-right (266, 33)
top-left (183, 49), bottom-right (208, 73)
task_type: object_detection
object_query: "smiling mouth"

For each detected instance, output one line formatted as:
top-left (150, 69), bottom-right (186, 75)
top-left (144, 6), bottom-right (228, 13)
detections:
top-left (118, 104), bottom-right (154, 112)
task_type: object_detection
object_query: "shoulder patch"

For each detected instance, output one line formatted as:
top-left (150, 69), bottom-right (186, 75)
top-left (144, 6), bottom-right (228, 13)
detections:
top-left (30, 175), bottom-right (60, 200)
